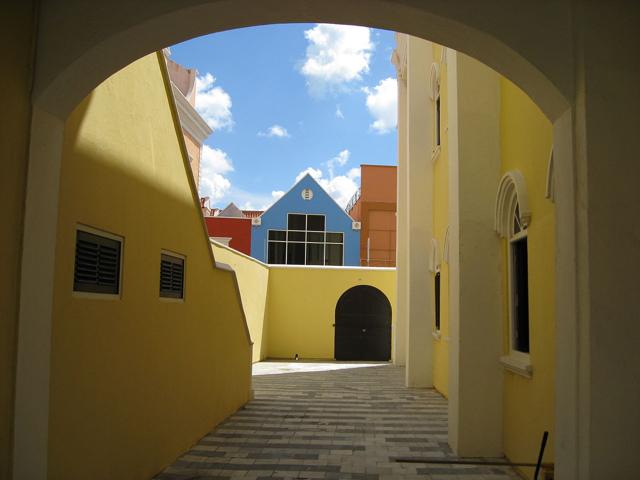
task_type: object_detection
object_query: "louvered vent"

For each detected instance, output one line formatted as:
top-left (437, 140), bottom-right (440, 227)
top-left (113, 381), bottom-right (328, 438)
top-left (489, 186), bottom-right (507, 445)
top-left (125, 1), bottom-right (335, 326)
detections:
top-left (160, 254), bottom-right (184, 299)
top-left (74, 229), bottom-right (121, 294)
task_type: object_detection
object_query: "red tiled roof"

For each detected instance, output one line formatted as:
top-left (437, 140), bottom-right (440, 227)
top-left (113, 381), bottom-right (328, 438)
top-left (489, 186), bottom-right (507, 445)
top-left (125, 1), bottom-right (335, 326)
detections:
top-left (242, 210), bottom-right (264, 218)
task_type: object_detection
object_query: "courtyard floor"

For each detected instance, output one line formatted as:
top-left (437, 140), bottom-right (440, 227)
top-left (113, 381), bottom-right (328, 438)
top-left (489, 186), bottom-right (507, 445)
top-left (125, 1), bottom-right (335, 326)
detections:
top-left (155, 361), bottom-right (522, 480)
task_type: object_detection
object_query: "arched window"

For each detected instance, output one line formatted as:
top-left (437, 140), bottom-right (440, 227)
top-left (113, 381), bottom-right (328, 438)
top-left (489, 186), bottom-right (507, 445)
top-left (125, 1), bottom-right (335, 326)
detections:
top-left (495, 171), bottom-right (532, 367)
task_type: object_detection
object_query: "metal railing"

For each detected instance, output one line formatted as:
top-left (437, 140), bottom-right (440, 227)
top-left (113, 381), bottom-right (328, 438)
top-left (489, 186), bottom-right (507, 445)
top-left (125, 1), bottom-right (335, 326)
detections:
top-left (345, 188), bottom-right (361, 214)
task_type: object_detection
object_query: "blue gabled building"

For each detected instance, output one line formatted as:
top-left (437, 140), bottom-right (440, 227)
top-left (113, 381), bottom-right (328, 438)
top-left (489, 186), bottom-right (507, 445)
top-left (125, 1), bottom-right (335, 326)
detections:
top-left (251, 174), bottom-right (360, 266)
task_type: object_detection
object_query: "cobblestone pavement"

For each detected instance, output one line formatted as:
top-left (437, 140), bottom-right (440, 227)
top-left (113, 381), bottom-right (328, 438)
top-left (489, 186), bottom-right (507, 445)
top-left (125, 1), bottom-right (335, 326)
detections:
top-left (155, 362), bottom-right (522, 480)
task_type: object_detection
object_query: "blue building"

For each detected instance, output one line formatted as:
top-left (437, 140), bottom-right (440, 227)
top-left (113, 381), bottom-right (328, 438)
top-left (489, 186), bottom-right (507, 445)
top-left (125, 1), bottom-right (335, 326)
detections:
top-left (251, 174), bottom-right (360, 266)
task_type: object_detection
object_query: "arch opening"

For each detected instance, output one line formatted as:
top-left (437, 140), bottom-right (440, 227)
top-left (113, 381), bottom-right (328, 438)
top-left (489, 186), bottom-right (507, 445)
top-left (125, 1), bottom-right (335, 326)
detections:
top-left (34, 0), bottom-right (570, 121)
top-left (334, 285), bottom-right (392, 361)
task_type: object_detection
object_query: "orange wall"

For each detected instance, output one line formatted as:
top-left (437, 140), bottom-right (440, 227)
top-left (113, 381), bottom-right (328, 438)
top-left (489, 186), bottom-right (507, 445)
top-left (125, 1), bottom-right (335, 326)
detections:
top-left (358, 165), bottom-right (397, 266)
top-left (183, 130), bottom-right (201, 188)
top-left (360, 165), bottom-right (397, 203)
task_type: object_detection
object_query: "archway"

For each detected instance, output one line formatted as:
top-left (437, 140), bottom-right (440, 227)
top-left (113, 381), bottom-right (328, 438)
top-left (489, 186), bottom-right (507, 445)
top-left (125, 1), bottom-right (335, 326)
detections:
top-left (335, 285), bottom-right (392, 361)
top-left (12, 2), bottom-right (606, 479)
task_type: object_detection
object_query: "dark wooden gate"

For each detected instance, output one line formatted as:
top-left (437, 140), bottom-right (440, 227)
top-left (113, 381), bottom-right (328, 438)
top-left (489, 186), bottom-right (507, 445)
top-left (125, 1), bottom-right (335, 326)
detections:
top-left (334, 285), bottom-right (391, 361)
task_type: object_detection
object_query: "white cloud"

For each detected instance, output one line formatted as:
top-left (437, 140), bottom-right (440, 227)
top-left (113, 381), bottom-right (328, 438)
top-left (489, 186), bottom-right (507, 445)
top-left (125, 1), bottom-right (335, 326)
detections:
top-left (300, 24), bottom-right (373, 95)
top-left (199, 145), bottom-right (233, 201)
top-left (195, 73), bottom-right (234, 131)
top-left (335, 105), bottom-right (344, 119)
top-left (346, 167), bottom-right (361, 180)
top-left (258, 124), bottom-right (291, 138)
top-left (295, 162), bottom-right (360, 208)
top-left (271, 190), bottom-right (285, 200)
top-left (295, 167), bottom-right (323, 183)
top-left (363, 77), bottom-right (397, 134)
top-left (227, 188), bottom-right (276, 212)
top-left (327, 149), bottom-right (350, 178)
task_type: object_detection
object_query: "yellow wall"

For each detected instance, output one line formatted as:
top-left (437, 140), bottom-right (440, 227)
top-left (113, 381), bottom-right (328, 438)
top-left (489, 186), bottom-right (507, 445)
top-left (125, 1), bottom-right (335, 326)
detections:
top-left (0, 3), bottom-right (35, 478)
top-left (211, 241), bottom-right (270, 362)
top-left (499, 77), bottom-right (555, 478)
top-left (431, 43), bottom-right (450, 398)
top-left (267, 267), bottom-right (396, 359)
top-left (48, 53), bottom-right (251, 480)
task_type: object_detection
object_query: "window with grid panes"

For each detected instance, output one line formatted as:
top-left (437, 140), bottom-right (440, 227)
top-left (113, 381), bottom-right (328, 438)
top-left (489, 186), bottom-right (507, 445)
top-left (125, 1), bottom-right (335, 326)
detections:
top-left (266, 213), bottom-right (344, 266)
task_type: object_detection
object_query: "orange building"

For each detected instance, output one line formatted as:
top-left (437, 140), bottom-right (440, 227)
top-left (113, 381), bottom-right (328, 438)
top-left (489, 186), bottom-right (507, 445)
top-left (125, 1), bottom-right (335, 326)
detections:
top-left (346, 165), bottom-right (397, 267)
top-left (165, 51), bottom-right (212, 188)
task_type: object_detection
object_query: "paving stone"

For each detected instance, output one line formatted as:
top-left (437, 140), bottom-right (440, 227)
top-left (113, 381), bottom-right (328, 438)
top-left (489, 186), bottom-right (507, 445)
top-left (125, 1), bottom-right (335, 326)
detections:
top-left (154, 362), bottom-right (521, 480)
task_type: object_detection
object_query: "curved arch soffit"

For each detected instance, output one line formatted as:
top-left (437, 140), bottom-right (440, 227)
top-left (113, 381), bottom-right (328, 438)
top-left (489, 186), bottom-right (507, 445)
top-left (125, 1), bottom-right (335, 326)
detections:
top-left (495, 170), bottom-right (531, 238)
top-left (335, 285), bottom-right (392, 315)
top-left (34, 0), bottom-right (570, 120)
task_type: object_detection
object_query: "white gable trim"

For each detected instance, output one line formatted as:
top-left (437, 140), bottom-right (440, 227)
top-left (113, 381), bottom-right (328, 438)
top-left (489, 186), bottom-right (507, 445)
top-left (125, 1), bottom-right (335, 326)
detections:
top-left (494, 170), bottom-right (531, 238)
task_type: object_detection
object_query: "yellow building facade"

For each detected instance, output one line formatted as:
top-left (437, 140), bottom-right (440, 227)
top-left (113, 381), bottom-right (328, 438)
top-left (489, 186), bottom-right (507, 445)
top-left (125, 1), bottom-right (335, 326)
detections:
top-left (46, 52), bottom-right (252, 479)
top-left (212, 241), bottom-right (397, 362)
top-left (395, 35), bottom-right (555, 479)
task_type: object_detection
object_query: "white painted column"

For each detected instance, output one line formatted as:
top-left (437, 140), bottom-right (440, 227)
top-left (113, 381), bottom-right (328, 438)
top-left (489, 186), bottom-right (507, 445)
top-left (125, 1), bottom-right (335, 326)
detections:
top-left (13, 107), bottom-right (64, 480)
top-left (557, 6), bottom-right (640, 478)
top-left (392, 36), bottom-right (408, 366)
top-left (404, 36), bottom-right (434, 388)
top-left (447, 51), bottom-right (503, 456)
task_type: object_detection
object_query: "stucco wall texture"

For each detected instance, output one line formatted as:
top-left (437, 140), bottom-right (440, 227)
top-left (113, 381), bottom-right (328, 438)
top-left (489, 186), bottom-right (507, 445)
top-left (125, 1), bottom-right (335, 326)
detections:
top-left (212, 241), bottom-right (396, 363)
top-left (47, 53), bottom-right (251, 480)
top-left (0, 3), bottom-right (35, 479)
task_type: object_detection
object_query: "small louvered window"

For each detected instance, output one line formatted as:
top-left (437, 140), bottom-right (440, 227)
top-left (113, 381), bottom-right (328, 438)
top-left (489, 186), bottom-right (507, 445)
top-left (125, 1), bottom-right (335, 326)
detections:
top-left (160, 254), bottom-right (184, 299)
top-left (74, 229), bottom-right (122, 295)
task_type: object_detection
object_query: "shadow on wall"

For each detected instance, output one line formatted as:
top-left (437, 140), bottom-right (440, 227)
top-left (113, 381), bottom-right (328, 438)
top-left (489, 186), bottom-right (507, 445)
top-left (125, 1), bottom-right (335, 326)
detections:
top-left (212, 239), bottom-right (397, 364)
top-left (211, 242), bottom-right (271, 362)
top-left (47, 53), bottom-right (252, 480)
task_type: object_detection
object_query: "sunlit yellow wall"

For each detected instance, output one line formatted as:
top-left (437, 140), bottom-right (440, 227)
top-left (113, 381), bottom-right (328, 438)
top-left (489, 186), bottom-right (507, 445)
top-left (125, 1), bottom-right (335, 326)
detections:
top-left (432, 44), bottom-right (450, 398)
top-left (499, 77), bottom-right (555, 478)
top-left (48, 53), bottom-right (252, 480)
top-left (267, 267), bottom-right (396, 359)
top-left (0, 4), bottom-right (34, 478)
top-left (211, 241), bottom-right (270, 362)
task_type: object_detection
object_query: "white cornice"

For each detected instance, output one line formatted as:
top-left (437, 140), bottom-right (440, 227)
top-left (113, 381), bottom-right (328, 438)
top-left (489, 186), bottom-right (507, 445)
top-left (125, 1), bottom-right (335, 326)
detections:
top-left (171, 82), bottom-right (213, 144)
top-left (391, 48), bottom-right (407, 82)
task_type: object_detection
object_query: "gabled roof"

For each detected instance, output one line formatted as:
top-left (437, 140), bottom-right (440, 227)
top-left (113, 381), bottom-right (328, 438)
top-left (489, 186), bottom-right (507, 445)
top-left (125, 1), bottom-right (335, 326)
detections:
top-left (242, 210), bottom-right (264, 218)
top-left (258, 173), bottom-right (355, 222)
top-left (218, 202), bottom-right (244, 218)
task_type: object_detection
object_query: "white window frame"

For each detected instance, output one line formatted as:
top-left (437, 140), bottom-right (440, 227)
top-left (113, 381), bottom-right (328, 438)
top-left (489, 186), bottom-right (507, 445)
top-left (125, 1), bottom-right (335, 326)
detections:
top-left (495, 171), bottom-right (533, 378)
top-left (159, 249), bottom-right (186, 302)
top-left (72, 224), bottom-right (124, 300)
top-left (502, 210), bottom-right (532, 377)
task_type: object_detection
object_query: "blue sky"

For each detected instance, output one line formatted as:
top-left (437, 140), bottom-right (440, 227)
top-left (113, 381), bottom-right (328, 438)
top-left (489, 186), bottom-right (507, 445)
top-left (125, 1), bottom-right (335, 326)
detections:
top-left (169, 24), bottom-right (397, 211)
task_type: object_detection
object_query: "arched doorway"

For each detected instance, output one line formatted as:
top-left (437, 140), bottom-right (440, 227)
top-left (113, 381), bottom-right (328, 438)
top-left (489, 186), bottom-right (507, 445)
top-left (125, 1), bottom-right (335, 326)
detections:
top-left (334, 285), bottom-right (391, 361)
top-left (15, 1), bottom-right (632, 478)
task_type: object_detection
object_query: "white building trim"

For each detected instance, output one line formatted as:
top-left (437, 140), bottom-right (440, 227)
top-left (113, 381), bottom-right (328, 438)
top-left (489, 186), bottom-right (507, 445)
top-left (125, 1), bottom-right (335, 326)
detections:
top-left (494, 170), bottom-right (531, 238)
top-left (171, 83), bottom-right (212, 144)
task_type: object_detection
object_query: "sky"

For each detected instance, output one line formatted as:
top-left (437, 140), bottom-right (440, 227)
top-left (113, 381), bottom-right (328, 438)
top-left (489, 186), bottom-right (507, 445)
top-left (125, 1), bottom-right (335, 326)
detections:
top-left (169, 24), bottom-right (398, 211)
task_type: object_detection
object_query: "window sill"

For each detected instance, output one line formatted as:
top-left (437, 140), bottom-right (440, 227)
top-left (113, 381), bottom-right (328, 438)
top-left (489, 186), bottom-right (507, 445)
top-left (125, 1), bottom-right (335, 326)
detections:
top-left (432, 330), bottom-right (442, 341)
top-left (72, 291), bottom-right (120, 300)
top-left (159, 296), bottom-right (185, 303)
top-left (500, 354), bottom-right (533, 378)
